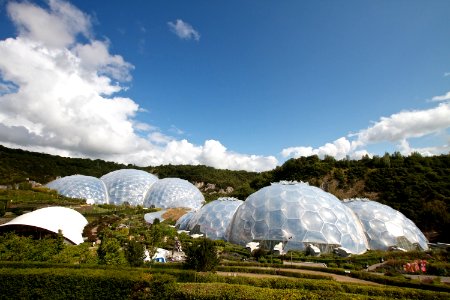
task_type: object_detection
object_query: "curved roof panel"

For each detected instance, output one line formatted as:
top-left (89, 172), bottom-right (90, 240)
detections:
top-left (100, 169), bottom-right (158, 206)
top-left (227, 181), bottom-right (368, 254)
top-left (188, 197), bottom-right (243, 240)
top-left (0, 206), bottom-right (88, 245)
top-left (344, 198), bottom-right (428, 251)
top-left (143, 178), bottom-right (204, 210)
top-left (175, 211), bottom-right (195, 230)
top-left (46, 175), bottom-right (108, 205)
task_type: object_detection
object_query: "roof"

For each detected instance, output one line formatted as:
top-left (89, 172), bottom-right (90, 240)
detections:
top-left (0, 206), bottom-right (88, 245)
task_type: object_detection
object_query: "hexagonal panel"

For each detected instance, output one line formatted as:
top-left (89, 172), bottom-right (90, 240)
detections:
top-left (143, 178), bottom-right (204, 210)
top-left (46, 175), bottom-right (108, 205)
top-left (344, 198), bottom-right (428, 251)
top-left (227, 182), bottom-right (368, 254)
top-left (101, 169), bottom-right (158, 206)
top-left (186, 197), bottom-right (243, 240)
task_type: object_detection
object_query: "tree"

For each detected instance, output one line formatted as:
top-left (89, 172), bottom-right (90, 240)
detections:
top-left (125, 240), bottom-right (145, 267)
top-left (184, 237), bottom-right (219, 272)
top-left (97, 237), bottom-right (127, 265)
top-left (56, 229), bottom-right (65, 253)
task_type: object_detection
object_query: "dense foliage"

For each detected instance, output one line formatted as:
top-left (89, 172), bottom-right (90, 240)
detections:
top-left (184, 238), bottom-right (220, 272)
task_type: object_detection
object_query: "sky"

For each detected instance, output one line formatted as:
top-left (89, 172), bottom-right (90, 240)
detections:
top-left (0, 0), bottom-right (449, 172)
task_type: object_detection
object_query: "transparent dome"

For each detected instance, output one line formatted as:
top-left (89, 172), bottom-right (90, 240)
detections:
top-left (344, 198), bottom-right (428, 251)
top-left (143, 178), bottom-right (204, 210)
top-left (187, 197), bottom-right (244, 240)
top-left (100, 169), bottom-right (158, 206)
top-left (227, 182), bottom-right (368, 254)
top-left (175, 211), bottom-right (195, 230)
top-left (46, 175), bottom-right (108, 205)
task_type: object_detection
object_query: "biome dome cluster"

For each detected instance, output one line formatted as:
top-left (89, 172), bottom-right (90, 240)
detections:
top-left (46, 169), bottom-right (204, 210)
top-left (47, 172), bottom-right (429, 254)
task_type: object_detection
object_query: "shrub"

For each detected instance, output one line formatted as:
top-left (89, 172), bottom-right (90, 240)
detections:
top-left (184, 238), bottom-right (220, 272)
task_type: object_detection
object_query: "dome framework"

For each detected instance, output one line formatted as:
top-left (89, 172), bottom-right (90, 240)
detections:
top-left (46, 175), bottom-right (108, 205)
top-left (100, 169), bottom-right (158, 206)
top-left (143, 178), bottom-right (204, 210)
top-left (227, 182), bottom-right (368, 254)
top-left (344, 198), bottom-right (428, 251)
top-left (187, 197), bottom-right (243, 240)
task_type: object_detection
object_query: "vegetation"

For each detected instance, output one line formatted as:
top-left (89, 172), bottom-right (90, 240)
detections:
top-left (184, 237), bottom-right (220, 272)
top-left (0, 263), bottom-right (449, 299)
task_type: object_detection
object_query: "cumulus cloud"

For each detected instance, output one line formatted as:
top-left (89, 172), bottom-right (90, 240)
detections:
top-left (0, 0), bottom-right (276, 172)
top-left (168, 19), bottom-right (200, 41)
top-left (7, 0), bottom-right (91, 48)
top-left (282, 103), bottom-right (450, 160)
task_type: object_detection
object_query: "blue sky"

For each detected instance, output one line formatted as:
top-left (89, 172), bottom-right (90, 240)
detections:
top-left (0, 0), bottom-right (449, 171)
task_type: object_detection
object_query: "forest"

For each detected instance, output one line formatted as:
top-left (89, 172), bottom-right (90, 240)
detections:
top-left (0, 145), bottom-right (448, 242)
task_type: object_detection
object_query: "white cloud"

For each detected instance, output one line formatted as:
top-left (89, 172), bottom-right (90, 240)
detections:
top-left (7, 0), bottom-right (91, 48)
top-left (0, 0), bottom-right (276, 172)
top-left (168, 19), bottom-right (200, 41)
top-left (356, 103), bottom-right (450, 144)
top-left (282, 103), bottom-right (450, 160)
top-left (431, 91), bottom-right (450, 102)
top-left (281, 137), bottom-right (363, 160)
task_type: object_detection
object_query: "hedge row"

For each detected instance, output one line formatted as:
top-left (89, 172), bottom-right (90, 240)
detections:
top-left (225, 261), bottom-right (450, 294)
top-left (0, 267), bottom-right (173, 299)
top-left (173, 283), bottom-right (372, 300)
top-left (180, 274), bottom-right (450, 300)
top-left (1, 267), bottom-right (449, 300)
top-left (216, 265), bottom-right (333, 280)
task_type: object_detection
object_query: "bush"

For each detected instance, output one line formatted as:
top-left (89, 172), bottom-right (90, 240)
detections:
top-left (427, 262), bottom-right (449, 276)
top-left (184, 238), bottom-right (219, 272)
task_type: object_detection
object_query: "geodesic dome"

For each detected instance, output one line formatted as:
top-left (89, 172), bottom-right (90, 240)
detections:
top-left (176, 211), bottom-right (195, 230)
top-left (46, 175), bottom-right (108, 205)
top-left (100, 169), bottom-right (158, 206)
top-left (187, 197), bottom-right (244, 240)
top-left (227, 182), bottom-right (368, 254)
top-left (343, 198), bottom-right (428, 251)
top-left (143, 178), bottom-right (204, 210)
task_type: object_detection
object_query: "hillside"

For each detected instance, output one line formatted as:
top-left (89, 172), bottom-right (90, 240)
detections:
top-left (0, 145), bottom-right (448, 242)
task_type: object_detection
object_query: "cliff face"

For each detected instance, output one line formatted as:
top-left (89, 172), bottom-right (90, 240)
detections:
top-left (194, 182), bottom-right (234, 195)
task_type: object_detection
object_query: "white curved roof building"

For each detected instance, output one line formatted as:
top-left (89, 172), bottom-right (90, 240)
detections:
top-left (227, 182), bottom-right (368, 254)
top-left (100, 169), bottom-right (158, 206)
top-left (0, 206), bottom-right (88, 245)
top-left (344, 198), bottom-right (428, 251)
top-left (187, 197), bottom-right (243, 240)
top-left (143, 178), bottom-right (204, 210)
top-left (46, 175), bottom-right (108, 205)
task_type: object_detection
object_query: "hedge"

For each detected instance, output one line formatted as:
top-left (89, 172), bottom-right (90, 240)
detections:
top-left (1, 267), bottom-right (449, 300)
top-left (0, 267), bottom-right (163, 299)
top-left (216, 265), bottom-right (333, 280)
top-left (173, 283), bottom-right (362, 300)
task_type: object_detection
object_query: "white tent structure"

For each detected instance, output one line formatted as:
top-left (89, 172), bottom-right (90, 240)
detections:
top-left (0, 206), bottom-right (88, 245)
